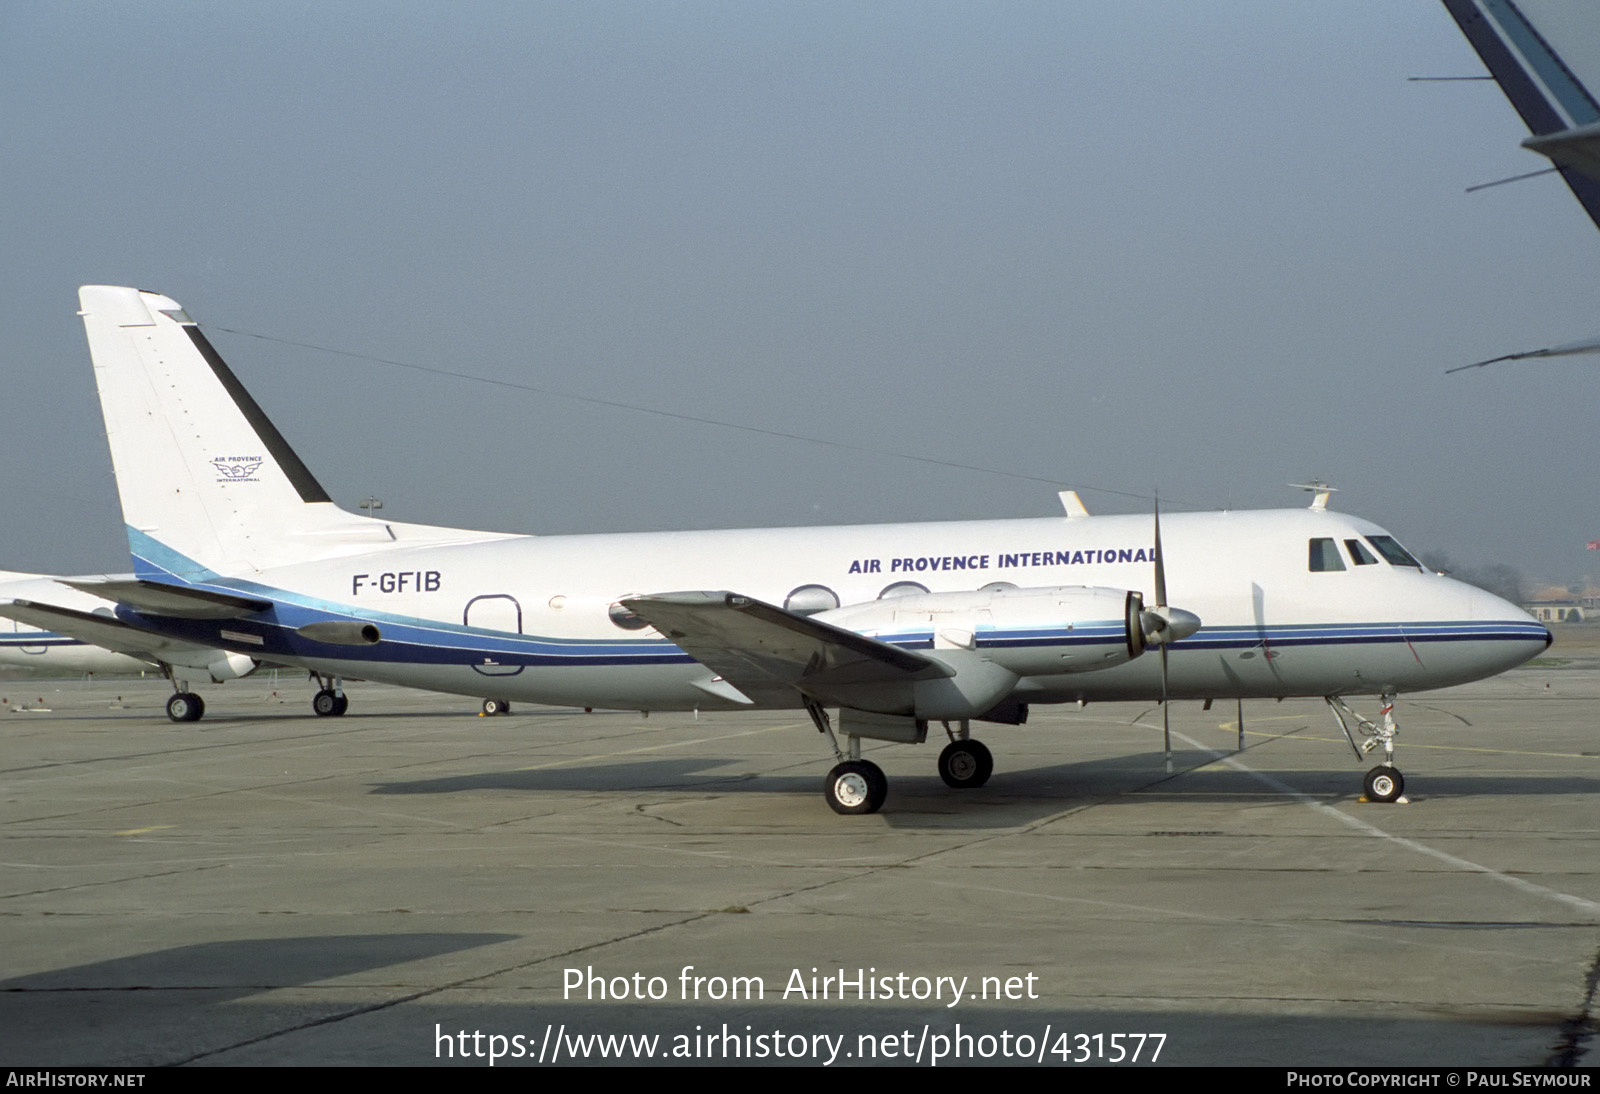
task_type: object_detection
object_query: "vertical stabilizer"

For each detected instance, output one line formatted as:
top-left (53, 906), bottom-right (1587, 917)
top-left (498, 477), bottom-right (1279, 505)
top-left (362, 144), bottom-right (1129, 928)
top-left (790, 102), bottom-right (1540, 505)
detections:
top-left (78, 286), bottom-right (471, 582)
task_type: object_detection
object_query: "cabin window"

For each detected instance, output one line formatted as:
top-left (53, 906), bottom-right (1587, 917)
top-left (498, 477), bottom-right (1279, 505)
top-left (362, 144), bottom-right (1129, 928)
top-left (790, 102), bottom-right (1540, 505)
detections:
top-left (608, 599), bottom-right (651, 630)
top-left (1364, 535), bottom-right (1421, 568)
top-left (784, 584), bottom-right (840, 615)
top-left (1344, 539), bottom-right (1379, 565)
top-left (1308, 538), bottom-right (1346, 572)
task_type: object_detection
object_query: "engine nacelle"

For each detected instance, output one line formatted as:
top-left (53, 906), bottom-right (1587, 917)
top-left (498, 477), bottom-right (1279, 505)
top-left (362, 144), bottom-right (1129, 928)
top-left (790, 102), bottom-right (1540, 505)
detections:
top-left (296, 621), bottom-right (382, 646)
top-left (813, 586), bottom-right (1147, 722)
top-left (819, 585), bottom-right (1146, 677)
top-left (164, 649), bottom-right (258, 682)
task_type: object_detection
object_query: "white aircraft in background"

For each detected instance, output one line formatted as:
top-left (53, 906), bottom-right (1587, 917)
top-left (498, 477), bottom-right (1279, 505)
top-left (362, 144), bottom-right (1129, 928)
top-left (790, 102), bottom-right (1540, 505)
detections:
top-left (1441, 0), bottom-right (1600, 371)
top-left (0, 287), bottom-right (1550, 814)
top-left (0, 569), bottom-right (256, 707)
top-left (0, 571), bottom-right (152, 676)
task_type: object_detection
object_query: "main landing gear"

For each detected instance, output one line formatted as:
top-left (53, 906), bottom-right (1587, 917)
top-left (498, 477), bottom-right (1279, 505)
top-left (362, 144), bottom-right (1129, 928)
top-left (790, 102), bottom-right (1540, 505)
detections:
top-left (805, 699), bottom-right (889, 815)
top-left (805, 702), bottom-right (996, 815)
top-left (311, 672), bottom-right (348, 717)
top-left (937, 722), bottom-right (993, 789)
top-left (166, 689), bottom-right (204, 722)
top-left (1326, 692), bottom-right (1406, 803)
top-left (161, 665), bottom-right (205, 723)
top-left (481, 698), bottom-right (512, 716)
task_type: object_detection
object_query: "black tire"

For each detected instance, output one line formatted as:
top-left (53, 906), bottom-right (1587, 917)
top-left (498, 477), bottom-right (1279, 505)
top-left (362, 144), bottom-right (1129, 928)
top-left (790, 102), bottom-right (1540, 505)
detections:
top-left (824, 760), bottom-right (888, 815)
top-left (332, 693), bottom-right (349, 716)
top-left (938, 739), bottom-right (994, 788)
top-left (313, 689), bottom-right (342, 717)
top-left (482, 698), bottom-right (511, 716)
top-left (166, 692), bottom-right (203, 723)
top-left (1363, 765), bottom-right (1404, 803)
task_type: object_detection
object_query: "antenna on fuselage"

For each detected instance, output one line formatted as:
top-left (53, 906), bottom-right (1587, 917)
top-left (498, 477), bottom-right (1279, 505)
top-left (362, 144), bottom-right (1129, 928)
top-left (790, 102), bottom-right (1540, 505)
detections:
top-left (1289, 481), bottom-right (1338, 511)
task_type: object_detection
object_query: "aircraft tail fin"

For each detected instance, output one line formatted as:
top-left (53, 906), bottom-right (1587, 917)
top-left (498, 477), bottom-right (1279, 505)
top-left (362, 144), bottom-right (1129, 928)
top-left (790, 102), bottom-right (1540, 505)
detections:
top-left (78, 286), bottom-right (495, 583)
top-left (1442, 0), bottom-right (1600, 229)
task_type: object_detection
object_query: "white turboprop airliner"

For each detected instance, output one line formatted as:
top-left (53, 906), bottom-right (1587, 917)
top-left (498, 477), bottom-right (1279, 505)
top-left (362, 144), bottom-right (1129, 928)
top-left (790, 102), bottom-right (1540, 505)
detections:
top-left (0, 287), bottom-right (1551, 814)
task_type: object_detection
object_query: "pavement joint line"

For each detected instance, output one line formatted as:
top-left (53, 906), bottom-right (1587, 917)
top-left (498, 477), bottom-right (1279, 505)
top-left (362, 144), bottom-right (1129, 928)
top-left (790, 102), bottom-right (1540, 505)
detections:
top-left (1173, 729), bottom-right (1600, 920)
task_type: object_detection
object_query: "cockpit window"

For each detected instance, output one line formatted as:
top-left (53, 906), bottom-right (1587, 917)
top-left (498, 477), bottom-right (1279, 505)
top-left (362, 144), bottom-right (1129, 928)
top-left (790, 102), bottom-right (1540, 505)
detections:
top-left (1344, 538), bottom-right (1378, 566)
top-left (1308, 538), bottom-right (1346, 572)
top-left (1364, 535), bottom-right (1421, 568)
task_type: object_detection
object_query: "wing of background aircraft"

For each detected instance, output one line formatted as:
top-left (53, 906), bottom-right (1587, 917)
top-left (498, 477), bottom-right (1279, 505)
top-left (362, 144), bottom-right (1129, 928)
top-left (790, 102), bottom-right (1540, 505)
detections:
top-left (1442, 0), bottom-right (1600, 226)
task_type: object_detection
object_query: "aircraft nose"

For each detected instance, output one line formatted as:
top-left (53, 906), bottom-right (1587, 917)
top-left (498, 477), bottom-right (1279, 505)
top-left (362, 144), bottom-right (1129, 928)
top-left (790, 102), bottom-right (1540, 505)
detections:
top-left (1454, 579), bottom-right (1551, 666)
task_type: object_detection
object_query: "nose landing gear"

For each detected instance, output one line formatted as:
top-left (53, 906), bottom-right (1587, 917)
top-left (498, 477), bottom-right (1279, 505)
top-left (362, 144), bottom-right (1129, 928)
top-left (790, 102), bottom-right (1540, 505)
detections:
top-left (1327, 693), bottom-right (1408, 803)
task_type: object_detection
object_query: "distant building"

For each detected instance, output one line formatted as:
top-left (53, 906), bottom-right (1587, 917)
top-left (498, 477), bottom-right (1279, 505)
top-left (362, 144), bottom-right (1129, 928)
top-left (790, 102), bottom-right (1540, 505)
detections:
top-left (1524, 582), bottom-right (1600, 623)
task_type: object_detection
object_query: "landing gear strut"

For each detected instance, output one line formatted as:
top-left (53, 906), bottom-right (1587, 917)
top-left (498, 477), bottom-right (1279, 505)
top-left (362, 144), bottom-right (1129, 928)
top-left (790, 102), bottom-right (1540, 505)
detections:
top-left (805, 698), bottom-right (888, 815)
top-left (311, 672), bottom-right (348, 716)
top-left (161, 665), bottom-right (205, 723)
top-left (1326, 692), bottom-right (1407, 803)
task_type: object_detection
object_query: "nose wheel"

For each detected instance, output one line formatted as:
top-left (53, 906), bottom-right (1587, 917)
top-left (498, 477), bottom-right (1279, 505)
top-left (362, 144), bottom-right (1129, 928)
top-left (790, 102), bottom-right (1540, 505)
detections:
top-left (1363, 765), bottom-right (1404, 804)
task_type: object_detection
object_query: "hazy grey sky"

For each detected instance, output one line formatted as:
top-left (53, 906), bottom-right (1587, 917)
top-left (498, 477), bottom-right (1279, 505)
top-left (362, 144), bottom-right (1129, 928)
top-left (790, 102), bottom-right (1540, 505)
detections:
top-left (3, 2), bottom-right (1596, 583)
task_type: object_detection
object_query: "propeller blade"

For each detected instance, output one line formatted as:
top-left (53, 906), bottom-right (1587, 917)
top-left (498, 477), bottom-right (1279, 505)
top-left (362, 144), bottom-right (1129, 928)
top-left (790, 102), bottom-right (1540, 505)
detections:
top-left (1161, 644), bottom-right (1172, 773)
top-left (1153, 497), bottom-right (1167, 608)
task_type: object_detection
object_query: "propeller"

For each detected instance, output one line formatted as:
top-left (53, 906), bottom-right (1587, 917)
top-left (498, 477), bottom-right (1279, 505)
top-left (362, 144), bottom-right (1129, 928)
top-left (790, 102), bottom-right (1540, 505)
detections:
top-left (1138, 498), bottom-right (1201, 774)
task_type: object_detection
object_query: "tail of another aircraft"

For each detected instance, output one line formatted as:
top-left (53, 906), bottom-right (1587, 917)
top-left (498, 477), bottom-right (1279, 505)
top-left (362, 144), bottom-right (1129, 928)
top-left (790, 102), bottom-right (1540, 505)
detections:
top-left (1441, 0), bottom-right (1600, 230)
top-left (79, 286), bottom-right (497, 583)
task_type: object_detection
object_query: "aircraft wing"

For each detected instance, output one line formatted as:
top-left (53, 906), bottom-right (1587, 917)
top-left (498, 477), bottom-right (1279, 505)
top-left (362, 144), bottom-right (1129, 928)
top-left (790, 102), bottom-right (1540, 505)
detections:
top-left (0, 599), bottom-right (222, 663)
top-left (60, 578), bottom-right (271, 619)
top-left (623, 591), bottom-right (953, 705)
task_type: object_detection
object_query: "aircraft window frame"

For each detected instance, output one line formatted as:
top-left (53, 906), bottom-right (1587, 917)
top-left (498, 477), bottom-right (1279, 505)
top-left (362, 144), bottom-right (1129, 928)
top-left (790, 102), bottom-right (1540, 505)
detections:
top-left (1344, 538), bottom-right (1379, 566)
top-left (608, 598), bottom-right (651, 630)
top-left (1364, 535), bottom-right (1421, 569)
top-left (783, 584), bottom-right (840, 616)
top-left (878, 581), bottom-right (930, 599)
top-left (1308, 538), bottom-right (1346, 572)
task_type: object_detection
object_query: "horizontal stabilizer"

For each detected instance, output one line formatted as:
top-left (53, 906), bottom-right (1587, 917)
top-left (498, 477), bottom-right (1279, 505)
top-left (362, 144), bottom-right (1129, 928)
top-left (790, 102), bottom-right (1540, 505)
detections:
top-left (623, 591), bottom-right (952, 705)
top-left (1, 599), bottom-right (220, 662)
top-left (61, 578), bottom-right (271, 619)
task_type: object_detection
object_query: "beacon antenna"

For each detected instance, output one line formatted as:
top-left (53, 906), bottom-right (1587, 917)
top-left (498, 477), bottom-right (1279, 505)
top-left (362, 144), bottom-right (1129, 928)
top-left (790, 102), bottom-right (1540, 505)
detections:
top-left (1289, 481), bottom-right (1338, 512)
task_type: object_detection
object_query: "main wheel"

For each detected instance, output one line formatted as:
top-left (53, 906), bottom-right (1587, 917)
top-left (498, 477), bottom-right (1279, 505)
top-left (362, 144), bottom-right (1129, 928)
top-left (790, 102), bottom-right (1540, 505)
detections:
top-left (938, 740), bottom-right (994, 789)
top-left (824, 760), bottom-right (888, 815)
top-left (166, 692), bottom-right (204, 723)
top-left (1363, 765), bottom-right (1404, 803)
top-left (313, 689), bottom-right (345, 717)
top-left (482, 698), bottom-right (511, 716)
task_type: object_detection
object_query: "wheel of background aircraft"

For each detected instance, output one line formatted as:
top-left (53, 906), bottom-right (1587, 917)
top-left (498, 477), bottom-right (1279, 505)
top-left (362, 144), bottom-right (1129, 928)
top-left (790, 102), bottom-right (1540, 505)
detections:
top-left (166, 692), bottom-right (204, 723)
top-left (482, 698), bottom-right (511, 716)
top-left (1363, 765), bottom-right (1404, 804)
top-left (824, 760), bottom-right (888, 815)
top-left (312, 689), bottom-right (347, 717)
top-left (937, 739), bottom-right (994, 789)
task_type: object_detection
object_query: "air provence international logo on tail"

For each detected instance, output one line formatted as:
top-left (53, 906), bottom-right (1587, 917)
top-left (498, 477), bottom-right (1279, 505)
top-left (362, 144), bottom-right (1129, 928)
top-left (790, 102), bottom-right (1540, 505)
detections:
top-left (0, 286), bottom-right (1550, 814)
